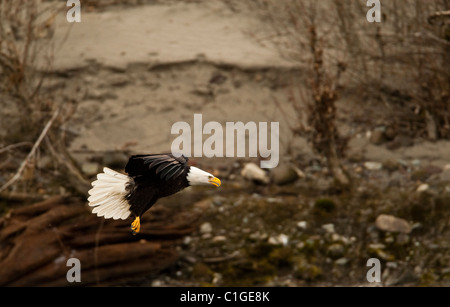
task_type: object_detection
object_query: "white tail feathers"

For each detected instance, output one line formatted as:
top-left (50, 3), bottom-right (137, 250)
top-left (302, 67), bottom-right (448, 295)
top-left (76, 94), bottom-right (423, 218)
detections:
top-left (88, 167), bottom-right (131, 220)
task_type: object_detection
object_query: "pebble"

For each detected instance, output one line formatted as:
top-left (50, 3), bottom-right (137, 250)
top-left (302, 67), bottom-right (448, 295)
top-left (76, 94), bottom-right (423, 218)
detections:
top-left (199, 222), bottom-right (213, 234)
top-left (271, 164), bottom-right (301, 185)
top-left (297, 221), bottom-right (307, 230)
top-left (268, 234), bottom-right (289, 246)
top-left (151, 280), bottom-right (164, 287)
top-left (375, 214), bottom-right (412, 234)
top-left (335, 258), bottom-right (348, 266)
top-left (369, 129), bottom-right (386, 145)
top-left (241, 163), bottom-right (270, 184)
top-left (384, 236), bottom-right (395, 244)
top-left (212, 235), bottom-right (226, 243)
top-left (374, 249), bottom-right (395, 261)
top-left (411, 222), bottom-right (422, 231)
top-left (331, 233), bottom-right (353, 245)
top-left (411, 159), bottom-right (421, 167)
top-left (382, 159), bottom-right (400, 172)
top-left (327, 243), bottom-right (345, 259)
top-left (364, 161), bottom-right (383, 171)
top-left (249, 231), bottom-right (268, 241)
top-left (212, 273), bottom-right (223, 285)
top-left (368, 243), bottom-right (386, 250)
top-left (322, 223), bottom-right (335, 233)
top-left (416, 183), bottom-right (429, 192)
top-left (296, 241), bottom-right (305, 249)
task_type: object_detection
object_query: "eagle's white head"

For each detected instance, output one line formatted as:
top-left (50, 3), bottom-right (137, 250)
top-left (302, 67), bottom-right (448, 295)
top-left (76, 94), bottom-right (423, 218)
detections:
top-left (187, 166), bottom-right (221, 187)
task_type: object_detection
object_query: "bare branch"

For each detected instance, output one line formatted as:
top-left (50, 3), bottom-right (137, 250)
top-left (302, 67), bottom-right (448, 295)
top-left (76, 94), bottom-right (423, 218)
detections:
top-left (0, 108), bottom-right (59, 194)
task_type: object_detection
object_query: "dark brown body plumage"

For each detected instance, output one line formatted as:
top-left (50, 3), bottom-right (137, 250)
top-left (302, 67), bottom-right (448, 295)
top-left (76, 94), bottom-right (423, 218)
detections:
top-left (124, 154), bottom-right (190, 218)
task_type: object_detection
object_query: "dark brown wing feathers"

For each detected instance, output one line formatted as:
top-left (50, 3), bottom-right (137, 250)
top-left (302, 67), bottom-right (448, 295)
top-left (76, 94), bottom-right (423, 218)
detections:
top-left (125, 153), bottom-right (188, 181)
top-left (124, 153), bottom-right (190, 217)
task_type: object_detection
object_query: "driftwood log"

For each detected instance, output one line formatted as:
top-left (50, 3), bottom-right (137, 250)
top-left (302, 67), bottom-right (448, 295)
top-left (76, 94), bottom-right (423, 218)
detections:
top-left (0, 196), bottom-right (200, 286)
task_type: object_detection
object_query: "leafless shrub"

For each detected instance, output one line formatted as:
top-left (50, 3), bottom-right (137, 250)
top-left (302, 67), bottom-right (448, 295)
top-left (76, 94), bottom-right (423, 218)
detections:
top-left (0, 1), bottom-right (87, 196)
top-left (331, 0), bottom-right (450, 140)
top-left (245, 0), bottom-right (448, 186)
top-left (246, 0), bottom-right (350, 186)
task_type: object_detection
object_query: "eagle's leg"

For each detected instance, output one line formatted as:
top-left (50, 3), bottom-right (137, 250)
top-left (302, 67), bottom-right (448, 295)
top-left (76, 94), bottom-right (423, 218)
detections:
top-left (131, 216), bottom-right (141, 235)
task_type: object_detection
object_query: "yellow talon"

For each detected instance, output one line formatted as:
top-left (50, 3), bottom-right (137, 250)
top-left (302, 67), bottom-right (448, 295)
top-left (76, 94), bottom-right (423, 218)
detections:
top-left (131, 216), bottom-right (141, 235)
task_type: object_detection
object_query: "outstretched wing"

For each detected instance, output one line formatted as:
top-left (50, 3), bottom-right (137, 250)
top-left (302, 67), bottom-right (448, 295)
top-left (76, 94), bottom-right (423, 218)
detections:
top-left (125, 153), bottom-right (189, 181)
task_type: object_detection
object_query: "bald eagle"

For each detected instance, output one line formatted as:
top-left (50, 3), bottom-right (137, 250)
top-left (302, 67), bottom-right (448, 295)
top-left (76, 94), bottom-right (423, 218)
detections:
top-left (87, 153), bottom-right (221, 234)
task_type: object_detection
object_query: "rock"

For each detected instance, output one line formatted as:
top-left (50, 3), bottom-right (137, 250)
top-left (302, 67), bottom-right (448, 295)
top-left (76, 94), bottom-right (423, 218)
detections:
top-left (241, 163), bottom-right (270, 184)
top-left (199, 222), bottom-right (213, 234)
top-left (375, 214), bottom-right (412, 234)
top-left (296, 221), bottom-right (307, 230)
top-left (384, 126), bottom-right (397, 140)
top-left (368, 243), bottom-right (386, 250)
top-left (271, 164), bottom-right (301, 185)
top-left (151, 279), bottom-right (164, 287)
top-left (374, 249), bottom-right (395, 261)
top-left (249, 231), bottom-right (267, 241)
top-left (382, 159), bottom-right (400, 172)
top-left (369, 129), bottom-right (386, 145)
top-left (327, 243), bottom-right (345, 259)
top-left (183, 236), bottom-right (192, 245)
top-left (335, 258), bottom-right (348, 266)
top-left (268, 234), bottom-right (289, 246)
top-left (331, 233), bottom-right (354, 245)
top-left (322, 223), bottom-right (335, 233)
top-left (368, 243), bottom-right (395, 261)
top-left (411, 159), bottom-right (421, 167)
top-left (364, 161), bottom-right (383, 170)
top-left (296, 241), bottom-right (305, 249)
top-left (249, 231), bottom-right (267, 240)
top-left (212, 272), bottom-right (223, 285)
top-left (385, 236), bottom-right (394, 243)
top-left (212, 235), bottom-right (226, 243)
top-left (417, 183), bottom-right (429, 192)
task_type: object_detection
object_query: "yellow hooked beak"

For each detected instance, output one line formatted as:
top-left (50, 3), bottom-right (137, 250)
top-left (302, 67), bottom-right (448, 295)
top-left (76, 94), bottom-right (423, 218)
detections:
top-left (209, 177), bottom-right (221, 187)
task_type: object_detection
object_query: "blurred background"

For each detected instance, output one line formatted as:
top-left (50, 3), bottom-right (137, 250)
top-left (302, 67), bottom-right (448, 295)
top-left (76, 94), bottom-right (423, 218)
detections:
top-left (0, 0), bottom-right (449, 286)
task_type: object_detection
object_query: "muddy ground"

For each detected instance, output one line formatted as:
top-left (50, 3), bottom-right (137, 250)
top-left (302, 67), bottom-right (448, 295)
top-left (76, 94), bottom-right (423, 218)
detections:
top-left (1, 0), bottom-right (449, 286)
